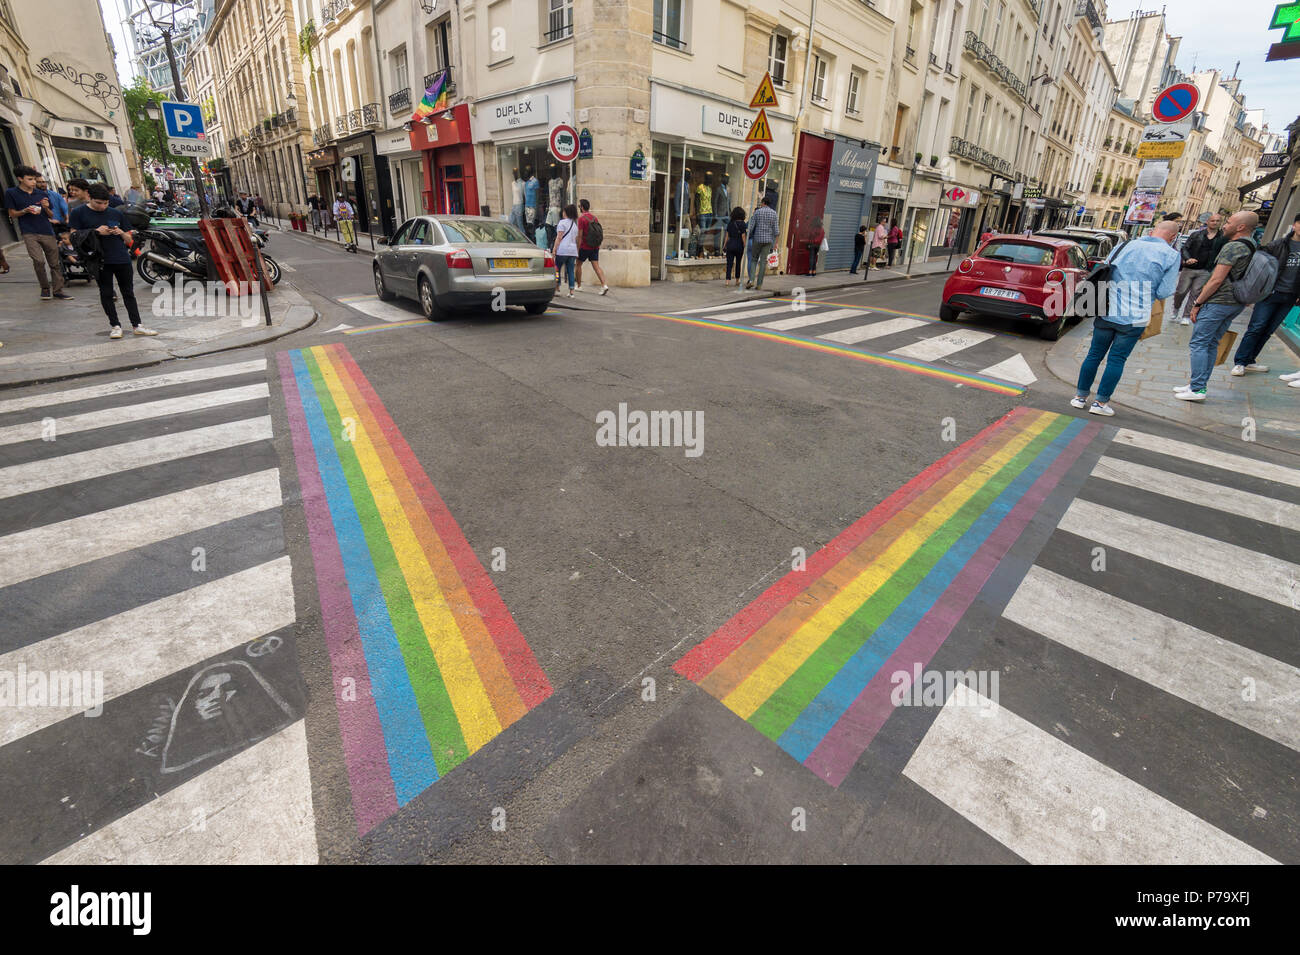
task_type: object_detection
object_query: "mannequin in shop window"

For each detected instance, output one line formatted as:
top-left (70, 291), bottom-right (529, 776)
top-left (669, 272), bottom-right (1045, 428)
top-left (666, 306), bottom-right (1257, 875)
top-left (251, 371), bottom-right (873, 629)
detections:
top-left (714, 173), bottom-right (731, 254)
top-left (546, 163), bottom-right (564, 248)
top-left (510, 168), bottom-right (524, 229)
top-left (696, 172), bottom-right (714, 256)
top-left (522, 165), bottom-right (540, 239)
top-left (675, 168), bottom-right (692, 241)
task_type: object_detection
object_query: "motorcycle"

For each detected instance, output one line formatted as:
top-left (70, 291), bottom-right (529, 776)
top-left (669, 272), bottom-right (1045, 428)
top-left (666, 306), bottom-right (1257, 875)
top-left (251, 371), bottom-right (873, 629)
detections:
top-left (129, 205), bottom-right (282, 287)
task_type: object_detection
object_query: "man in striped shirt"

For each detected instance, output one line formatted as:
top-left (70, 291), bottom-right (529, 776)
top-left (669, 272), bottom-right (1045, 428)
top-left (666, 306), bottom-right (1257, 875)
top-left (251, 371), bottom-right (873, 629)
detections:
top-left (744, 196), bottom-right (780, 290)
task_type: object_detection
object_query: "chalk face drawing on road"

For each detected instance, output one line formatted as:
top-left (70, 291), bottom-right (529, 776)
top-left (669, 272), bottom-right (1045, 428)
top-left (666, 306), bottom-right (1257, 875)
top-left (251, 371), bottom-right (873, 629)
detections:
top-left (35, 57), bottom-right (122, 111)
top-left (279, 343), bottom-right (553, 835)
top-left (160, 660), bottom-right (297, 774)
top-left (675, 408), bottom-right (1104, 786)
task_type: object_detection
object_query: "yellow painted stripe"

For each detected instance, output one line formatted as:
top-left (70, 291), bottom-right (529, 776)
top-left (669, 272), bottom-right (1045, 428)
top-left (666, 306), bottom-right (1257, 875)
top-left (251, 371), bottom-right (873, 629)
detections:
top-left (312, 347), bottom-right (504, 751)
top-left (722, 410), bottom-right (1055, 719)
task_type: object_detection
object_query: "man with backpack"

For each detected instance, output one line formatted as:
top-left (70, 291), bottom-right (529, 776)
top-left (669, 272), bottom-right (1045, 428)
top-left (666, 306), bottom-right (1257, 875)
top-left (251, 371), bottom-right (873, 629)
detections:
top-left (574, 199), bottom-right (609, 294)
top-left (1231, 212), bottom-right (1300, 377)
top-left (1177, 211), bottom-right (1274, 402)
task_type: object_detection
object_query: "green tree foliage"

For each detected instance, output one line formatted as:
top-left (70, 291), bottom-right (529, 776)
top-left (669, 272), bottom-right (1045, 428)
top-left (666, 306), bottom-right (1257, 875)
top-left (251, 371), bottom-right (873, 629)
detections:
top-left (123, 77), bottom-right (171, 171)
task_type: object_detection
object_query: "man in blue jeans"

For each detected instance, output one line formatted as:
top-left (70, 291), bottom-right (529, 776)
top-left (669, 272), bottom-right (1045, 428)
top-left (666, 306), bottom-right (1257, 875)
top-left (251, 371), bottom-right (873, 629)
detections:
top-left (1230, 213), bottom-right (1300, 376)
top-left (1072, 219), bottom-right (1181, 416)
top-left (1177, 211), bottom-right (1258, 401)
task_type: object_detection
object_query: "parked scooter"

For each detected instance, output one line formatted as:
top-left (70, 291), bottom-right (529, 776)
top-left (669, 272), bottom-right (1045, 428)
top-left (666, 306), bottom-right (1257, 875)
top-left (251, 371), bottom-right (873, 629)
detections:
top-left (128, 204), bottom-right (281, 286)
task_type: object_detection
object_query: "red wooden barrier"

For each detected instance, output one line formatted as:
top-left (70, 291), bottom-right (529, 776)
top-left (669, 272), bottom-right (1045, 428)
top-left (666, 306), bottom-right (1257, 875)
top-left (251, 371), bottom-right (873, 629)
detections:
top-left (199, 218), bottom-right (273, 294)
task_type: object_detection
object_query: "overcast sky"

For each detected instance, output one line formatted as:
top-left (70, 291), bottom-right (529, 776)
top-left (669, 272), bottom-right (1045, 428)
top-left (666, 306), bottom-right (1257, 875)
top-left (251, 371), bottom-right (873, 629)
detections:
top-left (1107, 0), bottom-right (1299, 135)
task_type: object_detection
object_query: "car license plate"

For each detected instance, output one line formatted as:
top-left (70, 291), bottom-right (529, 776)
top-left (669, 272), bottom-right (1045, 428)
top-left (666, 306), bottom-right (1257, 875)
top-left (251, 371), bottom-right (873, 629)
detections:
top-left (492, 258), bottom-right (529, 269)
top-left (979, 286), bottom-right (1021, 300)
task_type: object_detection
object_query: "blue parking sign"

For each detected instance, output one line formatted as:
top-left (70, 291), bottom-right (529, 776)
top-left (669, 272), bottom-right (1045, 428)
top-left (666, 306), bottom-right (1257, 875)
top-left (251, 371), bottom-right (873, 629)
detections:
top-left (162, 101), bottom-right (205, 139)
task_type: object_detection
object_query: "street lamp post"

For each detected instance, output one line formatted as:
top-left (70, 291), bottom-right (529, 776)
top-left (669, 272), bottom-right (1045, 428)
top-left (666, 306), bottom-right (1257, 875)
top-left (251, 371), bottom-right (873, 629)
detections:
top-left (142, 1), bottom-right (210, 217)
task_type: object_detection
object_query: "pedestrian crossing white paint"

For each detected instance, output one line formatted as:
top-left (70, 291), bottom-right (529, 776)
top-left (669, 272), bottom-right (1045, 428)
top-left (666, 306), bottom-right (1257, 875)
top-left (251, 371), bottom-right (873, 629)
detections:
top-left (1058, 498), bottom-right (1300, 609)
top-left (0, 558), bottom-right (295, 747)
top-left (0, 417), bottom-right (273, 500)
top-left (903, 683), bottom-right (1278, 865)
top-left (0, 469), bottom-right (282, 587)
top-left (758, 308), bottom-right (873, 331)
top-left (890, 328), bottom-right (996, 361)
top-left (978, 353), bottom-right (1038, 386)
top-left (0, 360), bottom-right (267, 416)
top-left (1113, 428), bottom-right (1300, 489)
top-left (42, 720), bottom-right (317, 864)
top-left (339, 296), bottom-right (421, 323)
top-left (1092, 455), bottom-right (1300, 532)
top-left (817, 317), bottom-right (929, 344)
top-left (0, 384), bottom-right (270, 447)
top-left (1004, 567), bottom-right (1300, 753)
top-left (692, 304), bottom-right (809, 323)
top-left (675, 301), bottom-right (773, 316)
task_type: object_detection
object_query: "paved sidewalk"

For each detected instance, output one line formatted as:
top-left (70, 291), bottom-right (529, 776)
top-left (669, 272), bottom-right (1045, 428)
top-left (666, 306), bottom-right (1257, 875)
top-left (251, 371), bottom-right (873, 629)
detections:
top-left (1046, 303), bottom-right (1300, 454)
top-left (0, 242), bottom-right (317, 388)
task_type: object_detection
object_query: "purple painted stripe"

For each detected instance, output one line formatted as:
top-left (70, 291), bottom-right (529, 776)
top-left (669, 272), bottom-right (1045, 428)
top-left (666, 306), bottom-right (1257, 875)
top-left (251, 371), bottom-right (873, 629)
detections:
top-left (277, 350), bottom-right (399, 832)
top-left (804, 420), bottom-right (1102, 787)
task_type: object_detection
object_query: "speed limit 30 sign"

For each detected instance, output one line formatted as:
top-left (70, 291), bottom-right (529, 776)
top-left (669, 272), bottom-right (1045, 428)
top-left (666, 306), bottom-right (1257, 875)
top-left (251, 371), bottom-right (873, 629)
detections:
top-left (744, 143), bottom-right (770, 180)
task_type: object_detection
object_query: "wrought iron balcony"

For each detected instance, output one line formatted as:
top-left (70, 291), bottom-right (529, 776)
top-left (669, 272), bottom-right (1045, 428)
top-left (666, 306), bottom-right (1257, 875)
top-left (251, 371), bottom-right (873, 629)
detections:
top-left (964, 31), bottom-right (1027, 100)
top-left (335, 115), bottom-right (348, 136)
top-left (1202, 146), bottom-right (1221, 166)
top-left (321, 0), bottom-right (347, 23)
top-left (313, 125), bottom-right (331, 147)
top-left (361, 102), bottom-right (381, 127)
top-left (950, 135), bottom-right (1013, 176)
top-left (904, 46), bottom-right (916, 66)
top-left (421, 67), bottom-right (455, 97)
top-left (929, 52), bottom-right (938, 67)
top-left (1075, 0), bottom-right (1102, 31)
top-left (347, 108), bottom-right (362, 132)
top-left (389, 87), bottom-right (411, 114)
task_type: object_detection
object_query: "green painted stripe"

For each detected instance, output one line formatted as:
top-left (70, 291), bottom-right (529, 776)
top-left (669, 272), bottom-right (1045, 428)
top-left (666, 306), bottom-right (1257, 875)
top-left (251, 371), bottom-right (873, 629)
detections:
top-left (747, 416), bottom-right (1070, 741)
top-left (302, 350), bottom-right (470, 773)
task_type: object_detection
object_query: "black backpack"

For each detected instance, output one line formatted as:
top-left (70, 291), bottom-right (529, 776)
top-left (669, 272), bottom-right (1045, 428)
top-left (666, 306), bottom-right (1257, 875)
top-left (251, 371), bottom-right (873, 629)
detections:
top-left (585, 216), bottom-right (604, 248)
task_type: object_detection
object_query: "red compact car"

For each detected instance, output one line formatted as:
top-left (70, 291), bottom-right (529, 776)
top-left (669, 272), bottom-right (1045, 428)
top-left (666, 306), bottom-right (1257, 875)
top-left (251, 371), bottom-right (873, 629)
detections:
top-left (940, 235), bottom-right (1092, 340)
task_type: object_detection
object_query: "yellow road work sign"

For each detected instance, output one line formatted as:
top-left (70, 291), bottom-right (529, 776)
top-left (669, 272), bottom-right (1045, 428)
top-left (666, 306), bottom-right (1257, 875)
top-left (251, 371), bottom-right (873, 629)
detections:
top-left (746, 108), bottom-right (774, 143)
top-left (750, 72), bottom-right (780, 108)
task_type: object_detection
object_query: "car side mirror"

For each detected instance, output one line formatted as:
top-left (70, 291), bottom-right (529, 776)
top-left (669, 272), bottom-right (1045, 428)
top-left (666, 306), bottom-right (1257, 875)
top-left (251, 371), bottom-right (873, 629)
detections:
top-left (377, 237), bottom-right (388, 245)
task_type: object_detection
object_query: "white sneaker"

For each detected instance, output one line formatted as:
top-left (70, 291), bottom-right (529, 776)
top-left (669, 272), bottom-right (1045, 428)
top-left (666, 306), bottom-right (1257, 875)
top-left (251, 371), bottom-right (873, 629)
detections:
top-left (1179, 317), bottom-right (1191, 325)
top-left (1069, 395), bottom-right (1088, 409)
top-left (1088, 401), bottom-right (1115, 416)
top-left (1173, 384), bottom-right (1193, 393)
top-left (1290, 379), bottom-right (1300, 389)
top-left (132, 326), bottom-right (159, 336)
top-left (1175, 389), bottom-right (1206, 401)
top-left (601, 285), bottom-right (609, 295)
top-left (1244, 363), bottom-right (1268, 373)
top-left (567, 289), bottom-right (574, 298)
top-left (1280, 370), bottom-right (1300, 381)
top-left (109, 326), bottom-right (123, 339)
top-left (1231, 365), bottom-right (1246, 377)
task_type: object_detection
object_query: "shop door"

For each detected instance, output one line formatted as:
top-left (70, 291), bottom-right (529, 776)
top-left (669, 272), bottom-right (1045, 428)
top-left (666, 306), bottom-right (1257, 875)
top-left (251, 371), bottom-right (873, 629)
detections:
top-left (786, 133), bottom-right (833, 274)
top-left (438, 164), bottom-right (467, 215)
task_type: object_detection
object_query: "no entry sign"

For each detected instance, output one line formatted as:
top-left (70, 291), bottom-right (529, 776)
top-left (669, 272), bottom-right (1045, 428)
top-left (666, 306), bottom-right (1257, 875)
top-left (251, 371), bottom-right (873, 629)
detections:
top-left (743, 143), bottom-right (770, 179)
top-left (548, 123), bottom-right (579, 162)
top-left (1152, 83), bottom-right (1199, 123)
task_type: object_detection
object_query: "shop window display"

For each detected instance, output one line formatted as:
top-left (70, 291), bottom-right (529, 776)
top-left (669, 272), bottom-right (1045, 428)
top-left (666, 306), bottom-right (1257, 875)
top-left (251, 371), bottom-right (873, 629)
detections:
top-left (57, 149), bottom-right (114, 188)
top-left (498, 141), bottom-right (576, 247)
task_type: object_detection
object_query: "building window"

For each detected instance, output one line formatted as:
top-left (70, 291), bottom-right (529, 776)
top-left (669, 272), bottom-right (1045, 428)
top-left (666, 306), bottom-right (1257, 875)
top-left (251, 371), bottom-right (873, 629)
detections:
top-left (846, 70), bottom-right (862, 115)
top-left (768, 31), bottom-right (788, 87)
top-left (811, 55), bottom-right (828, 104)
top-left (392, 48), bottom-right (408, 92)
top-left (653, 0), bottom-right (686, 50)
top-left (545, 0), bottom-right (573, 42)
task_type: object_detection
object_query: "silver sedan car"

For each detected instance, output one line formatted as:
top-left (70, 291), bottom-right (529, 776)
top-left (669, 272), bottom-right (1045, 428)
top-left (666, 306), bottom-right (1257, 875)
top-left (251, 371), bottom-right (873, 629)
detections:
top-left (372, 215), bottom-right (556, 319)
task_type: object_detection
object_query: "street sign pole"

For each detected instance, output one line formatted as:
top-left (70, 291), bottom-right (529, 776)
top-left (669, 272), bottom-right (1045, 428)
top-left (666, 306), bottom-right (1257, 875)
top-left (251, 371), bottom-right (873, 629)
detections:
top-left (160, 29), bottom-right (209, 217)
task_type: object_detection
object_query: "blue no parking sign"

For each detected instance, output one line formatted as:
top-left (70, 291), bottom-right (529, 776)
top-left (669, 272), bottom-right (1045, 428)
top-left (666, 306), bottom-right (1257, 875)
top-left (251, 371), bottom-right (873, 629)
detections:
top-left (162, 101), bottom-right (205, 139)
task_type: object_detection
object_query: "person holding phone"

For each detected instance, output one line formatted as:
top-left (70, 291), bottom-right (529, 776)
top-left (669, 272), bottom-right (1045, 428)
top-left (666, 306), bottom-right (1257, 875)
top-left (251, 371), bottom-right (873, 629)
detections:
top-left (69, 182), bottom-right (157, 339)
top-left (5, 164), bottom-right (71, 300)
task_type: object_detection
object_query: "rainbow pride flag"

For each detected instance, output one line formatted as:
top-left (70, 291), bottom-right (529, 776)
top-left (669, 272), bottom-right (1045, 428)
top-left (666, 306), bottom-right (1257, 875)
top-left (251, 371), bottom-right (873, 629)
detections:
top-left (675, 408), bottom-right (1102, 787)
top-left (411, 71), bottom-right (449, 123)
top-left (279, 344), bottom-right (551, 834)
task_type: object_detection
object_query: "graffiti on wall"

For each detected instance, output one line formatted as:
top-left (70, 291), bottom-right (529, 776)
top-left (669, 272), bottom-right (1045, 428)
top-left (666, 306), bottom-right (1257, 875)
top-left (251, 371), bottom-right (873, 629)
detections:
top-left (35, 57), bottom-right (122, 112)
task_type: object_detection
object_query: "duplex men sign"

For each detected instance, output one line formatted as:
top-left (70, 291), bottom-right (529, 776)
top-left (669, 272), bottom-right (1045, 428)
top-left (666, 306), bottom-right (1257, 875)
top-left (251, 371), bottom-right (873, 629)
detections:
top-left (162, 100), bottom-right (211, 158)
top-left (485, 94), bottom-right (550, 132)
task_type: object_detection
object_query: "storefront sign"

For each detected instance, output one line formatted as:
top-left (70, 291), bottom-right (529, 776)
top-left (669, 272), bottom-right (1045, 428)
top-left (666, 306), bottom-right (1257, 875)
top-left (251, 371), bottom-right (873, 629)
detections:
top-left (629, 148), bottom-right (647, 180)
top-left (376, 129), bottom-right (412, 155)
top-left (1022, 186), bottom-right (1043, 199)
top-left (876, 180), bottom-right (907, 199)
top-left (829, 143), bottom-right (876, 193)
top-left (485, 94), bottom-right (550, 132)
top-left (701, 106), bottom-right (754, 141)
top-left (579, 128), bottom-right (593, 159)
top-left (1259, 152), bottom-right (1289, 168)
top-left (341, 137), bottom-right (370, 158)
top-left (943, 186), bottom-right (980, 207)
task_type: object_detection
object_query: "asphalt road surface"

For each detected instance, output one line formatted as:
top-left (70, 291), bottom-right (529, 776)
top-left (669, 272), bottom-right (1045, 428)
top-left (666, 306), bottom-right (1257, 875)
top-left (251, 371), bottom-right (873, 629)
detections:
top-left (2, 229), bottom-right (1295, 865)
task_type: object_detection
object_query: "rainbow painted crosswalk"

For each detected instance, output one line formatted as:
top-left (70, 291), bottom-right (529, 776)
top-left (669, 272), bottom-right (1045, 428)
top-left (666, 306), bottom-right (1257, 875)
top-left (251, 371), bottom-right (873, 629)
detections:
top-left (675, 408), bottom-right (1102, 787)
top-left (280, 344), bottom-right (551, 834)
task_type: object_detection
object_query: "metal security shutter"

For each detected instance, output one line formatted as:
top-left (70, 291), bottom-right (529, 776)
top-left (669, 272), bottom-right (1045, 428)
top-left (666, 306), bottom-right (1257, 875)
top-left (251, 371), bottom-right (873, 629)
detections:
top-left (825, 190), bottom-right (865, 269)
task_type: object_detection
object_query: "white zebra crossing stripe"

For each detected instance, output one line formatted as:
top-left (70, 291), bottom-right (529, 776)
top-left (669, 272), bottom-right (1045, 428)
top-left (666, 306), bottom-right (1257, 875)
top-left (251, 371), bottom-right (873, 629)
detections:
top-left (1004, 567), bottom-right (1300, 753)
top-left (0, 417), bottom-right (273, 500)
top-left (0, 558), bottom-right (295, 748)
top-left (675, 301), bottom-right (774, 316)
top-left (41, 720), bottom-right (317, 864)
top-left (1113, 429), bottom-right (1300, 489)
top-left (978, 353), bottom-right (1037, 386)
top-left (903, 683), bottom-right (1278, 865)
top-left (817, 317), bottom-right (928, 344)
top-left (1057, 498), bottom-right (1300, 609)
top-left (691, 304), bottom-right (805, 323)
top-left (890, 329), bottom-right (996, 361)
top-left (1092, 456), bottom-right (1300, 531)
top-left (0, 360), bottom-right (267, 416)
top-left (0, 384), bottom-right (270, 447)
top-left (0, 469), bottom-right (282, 587)
top-left (339, 296), bottom-right (420, 322)
top-left (759, 309), bottom-right (874, 331)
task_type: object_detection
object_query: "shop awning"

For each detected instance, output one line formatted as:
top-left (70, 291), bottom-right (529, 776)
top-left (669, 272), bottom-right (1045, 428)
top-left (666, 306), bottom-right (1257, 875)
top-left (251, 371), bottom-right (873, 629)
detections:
top-left (1239, 164), bottom-right (1288, 200)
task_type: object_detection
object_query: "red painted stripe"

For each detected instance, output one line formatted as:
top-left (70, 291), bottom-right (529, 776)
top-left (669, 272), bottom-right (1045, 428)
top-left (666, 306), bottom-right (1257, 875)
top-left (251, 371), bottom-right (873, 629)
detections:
top-left (328, 345), bottom-right (553, 709)
top-left (673, 407), bottom-right (1039, 683)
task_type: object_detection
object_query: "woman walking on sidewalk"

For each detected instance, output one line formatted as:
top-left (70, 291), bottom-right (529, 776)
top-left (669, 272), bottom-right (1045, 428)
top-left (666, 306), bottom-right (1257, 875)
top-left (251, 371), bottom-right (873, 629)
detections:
top-left (724, 207), bottom-right (747, 287)
top-left (552, 203), bottom-right (580, 298)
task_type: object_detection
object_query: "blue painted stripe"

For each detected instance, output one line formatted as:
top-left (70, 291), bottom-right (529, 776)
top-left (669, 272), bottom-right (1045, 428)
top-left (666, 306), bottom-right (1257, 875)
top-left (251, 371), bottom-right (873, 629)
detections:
top-left (289, 349), bottom-right (440, 801)
top-left (777, 419), bottom-right (1085, 762)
